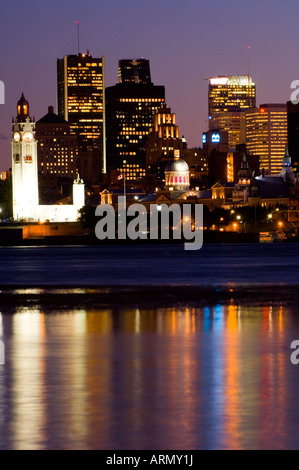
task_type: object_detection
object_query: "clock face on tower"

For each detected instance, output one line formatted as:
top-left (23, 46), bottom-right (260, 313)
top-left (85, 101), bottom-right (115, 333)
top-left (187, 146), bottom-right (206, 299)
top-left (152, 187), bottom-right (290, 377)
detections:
top-left (13, 132), bottom-right (20, 142)
top-left (23, 131), bottom-right (33, 143)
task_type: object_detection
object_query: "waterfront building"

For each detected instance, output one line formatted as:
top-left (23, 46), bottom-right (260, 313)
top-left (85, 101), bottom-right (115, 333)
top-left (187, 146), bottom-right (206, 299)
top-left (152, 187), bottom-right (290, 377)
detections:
top-left (164, 150), bottom-right (190, 191)
top-left (12, 94), bottom-right (85, 222)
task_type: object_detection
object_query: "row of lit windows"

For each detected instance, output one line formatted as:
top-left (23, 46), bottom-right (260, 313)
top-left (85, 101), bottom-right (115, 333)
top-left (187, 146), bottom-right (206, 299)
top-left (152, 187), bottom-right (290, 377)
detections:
top-left (40, 155), bottom-right (75, 160)
top-left (39, 141), bottom-right (76, 147)
top-left (68, 108), bottom-right (103, 113)
top-left (119, 152), bottom-right (136, 155)
top-left (68, 69), bottom-right (102, 75)
top-left (80, 119), bottom-right (103, 123)
top-left (120, 131), bottom-right (149, 136)
top-left (168, 176), bottom-right (188, 184)
top-left (37, 131), bottom-right (68, 136)
top-left (68, 100), bottom-right (103, 106)
top-left (43, 170), bottom-right (75, 174)
top-left (40, 147), bottom-right (75, 152)
top-left (42, 160), bottom-right (74, 165)
top-left (119, 98), bottom-right (164, 103)
top-left (70, 65), bottom-right (102, 70)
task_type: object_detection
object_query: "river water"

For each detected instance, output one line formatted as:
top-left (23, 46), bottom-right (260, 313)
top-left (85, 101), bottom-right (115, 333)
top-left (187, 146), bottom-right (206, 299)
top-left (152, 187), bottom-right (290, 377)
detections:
top-left (0, 244), bottom-right (299, 449)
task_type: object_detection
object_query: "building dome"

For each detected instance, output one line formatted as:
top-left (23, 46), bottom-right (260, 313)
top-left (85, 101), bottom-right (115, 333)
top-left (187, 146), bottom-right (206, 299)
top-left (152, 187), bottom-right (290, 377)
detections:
top-left (165, 157), bottom-right (189, 173)
top-left (165, 150), bottom-right (190, 190)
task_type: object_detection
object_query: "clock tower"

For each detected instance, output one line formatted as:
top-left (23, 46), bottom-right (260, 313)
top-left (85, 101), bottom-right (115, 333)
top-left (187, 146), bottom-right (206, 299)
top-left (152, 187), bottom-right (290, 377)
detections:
top-left (12, 93), bottom-right (39, 221)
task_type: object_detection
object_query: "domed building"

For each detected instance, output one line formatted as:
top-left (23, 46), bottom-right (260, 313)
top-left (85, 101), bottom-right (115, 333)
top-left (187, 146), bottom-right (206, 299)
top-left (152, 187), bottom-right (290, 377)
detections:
top-left (165, 150), bottom-right (190, 190)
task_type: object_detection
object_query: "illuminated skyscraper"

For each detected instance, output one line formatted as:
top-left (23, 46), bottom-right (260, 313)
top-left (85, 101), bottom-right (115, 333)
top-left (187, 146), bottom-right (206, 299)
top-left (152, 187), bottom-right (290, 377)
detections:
top-left (118, 59), bottom-right (151, 85)
top-left (245, 104), bottom-right (287, 175)
top-left (208, 75), bottom-right (256, 148)
top-left (106, 59), bottom-right (165, 181)
top-left (57, 52), bottom-right (106, 182)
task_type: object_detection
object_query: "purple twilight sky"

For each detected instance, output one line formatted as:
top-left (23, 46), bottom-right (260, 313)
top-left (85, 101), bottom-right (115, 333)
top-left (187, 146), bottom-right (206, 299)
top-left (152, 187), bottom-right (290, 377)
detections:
top-left (0, 0), bottom-right (298, 170)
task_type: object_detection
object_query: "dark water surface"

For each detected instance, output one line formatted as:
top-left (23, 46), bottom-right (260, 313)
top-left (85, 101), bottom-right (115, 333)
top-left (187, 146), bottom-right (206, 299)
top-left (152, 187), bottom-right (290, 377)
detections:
top-left (0, 243), bottom-right (298, 286)
top-left (0, 244), bottom-right (299, 449)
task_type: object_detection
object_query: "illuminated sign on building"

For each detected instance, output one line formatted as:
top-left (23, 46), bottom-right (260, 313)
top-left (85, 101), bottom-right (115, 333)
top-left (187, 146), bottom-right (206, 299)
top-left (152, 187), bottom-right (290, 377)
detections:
top-left (202, 134), bottom-right (207, 144)
top-left (211, 133), bottom-right (221, 143)
top-left (209, 76), bottom-right (254, 86)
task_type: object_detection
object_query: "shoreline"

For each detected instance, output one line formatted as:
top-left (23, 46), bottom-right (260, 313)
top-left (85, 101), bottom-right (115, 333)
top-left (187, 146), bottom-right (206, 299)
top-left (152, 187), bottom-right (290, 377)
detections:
top-left (0, 229), bottom-right (264, 246)
top-left (1, 284), bottom-right (299, 310)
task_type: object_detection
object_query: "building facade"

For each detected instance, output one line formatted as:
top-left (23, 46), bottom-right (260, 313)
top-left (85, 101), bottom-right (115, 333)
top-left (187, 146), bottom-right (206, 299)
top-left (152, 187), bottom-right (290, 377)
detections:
top-left (36, 106), bottom-right (78, 179)
top-left (106, 60), bottom-right (165, 181)
top-left (245, 104), bottom-right (287, 175)
top-left (146, 105), bottom-right (183, 167)
top-left (118, 59), bottom-right (151, 85)
top-left (12, 94), bottom-right (39, 220)
top-left (208, 75), bottom-right (256, 149)
top-left (164, 150), bottom-right (190, 191)
top-left (287, 100), bottom-right (299, 174)
top-left (12, 94), bottom-right (85, 222)
top-left (57, 53), bottom-right (106, 180)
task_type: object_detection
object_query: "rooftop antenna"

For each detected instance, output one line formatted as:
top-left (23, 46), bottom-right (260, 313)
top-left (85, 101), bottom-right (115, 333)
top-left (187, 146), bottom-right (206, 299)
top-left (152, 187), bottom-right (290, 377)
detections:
top-left (76, 20), bottom-right (80, 54)
top-left (247, 45), bottom-right (250, 84)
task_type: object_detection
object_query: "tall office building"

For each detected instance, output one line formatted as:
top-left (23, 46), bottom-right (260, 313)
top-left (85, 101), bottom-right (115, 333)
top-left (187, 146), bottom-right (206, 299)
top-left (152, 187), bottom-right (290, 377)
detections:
top-left (57, 52), bottom-right (106, 182)
top-left (208, 75), bottom-right (256, 149)
top-left (106, 59), bottom-right (165, 181)
top-left (118, 59), bottom-right (151, 84)
top-left (287, 100), bottom-right (299, 174)
top-left (245, 104), bottom-right (287, 175)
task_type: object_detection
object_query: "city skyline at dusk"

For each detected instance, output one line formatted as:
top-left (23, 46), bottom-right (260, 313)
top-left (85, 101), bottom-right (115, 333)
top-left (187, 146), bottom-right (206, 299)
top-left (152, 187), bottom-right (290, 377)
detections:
top-left (2, 0), bottom-right (299, 452)
top-left (1, 0), bottom-right (298, 170)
